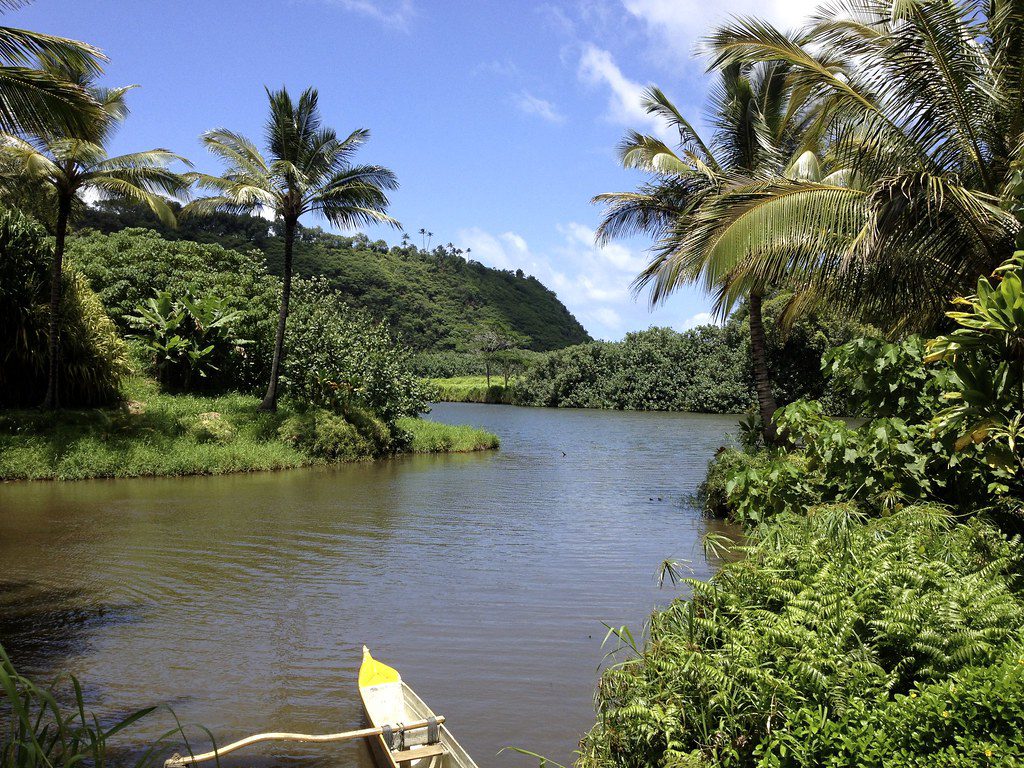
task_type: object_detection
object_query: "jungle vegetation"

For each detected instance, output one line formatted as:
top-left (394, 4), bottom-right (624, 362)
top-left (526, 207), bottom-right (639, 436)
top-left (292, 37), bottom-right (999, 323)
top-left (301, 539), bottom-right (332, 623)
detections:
top-left (0, 2), bottom-right (496, 482)
top-left (587, 250), bottom-right (1024, 768)
top-left (580, 0), bottom-right (1024, 765)
top-left (73, 198), bottom-right (593, 353)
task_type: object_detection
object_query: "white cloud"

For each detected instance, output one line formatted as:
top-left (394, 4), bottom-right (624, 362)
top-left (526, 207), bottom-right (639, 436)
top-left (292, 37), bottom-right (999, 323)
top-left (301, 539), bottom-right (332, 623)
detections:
top-left (557, 222), bottom-right (647, 272)
top-left (578, 44), bottom-right (662, 134)
top-left (458, 228), bottom-right (531, 270)
top-left (622, 0), bottom-right (819, 64)
top-left (454, 220), bottom-right (707, 340)
top-left (681, 310), bottom-right (714, 329)
top-left (329, 0), bottom-right (415, 29)
top-left (513, 91), bottom-right (566, 124)
top-left (591, 307), bottom-right (624, 330)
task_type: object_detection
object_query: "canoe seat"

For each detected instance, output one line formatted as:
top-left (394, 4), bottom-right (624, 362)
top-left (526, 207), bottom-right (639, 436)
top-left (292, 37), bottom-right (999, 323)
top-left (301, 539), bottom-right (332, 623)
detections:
top-left (393, 743), bottom-right (445, 763)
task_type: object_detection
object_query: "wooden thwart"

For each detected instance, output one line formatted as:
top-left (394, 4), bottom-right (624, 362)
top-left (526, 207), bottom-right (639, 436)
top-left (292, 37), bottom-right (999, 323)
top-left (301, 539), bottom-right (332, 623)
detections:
top-left (394, 744), bottom-right (446, 763)
top-left (163, 716), bottom-right (445, 767)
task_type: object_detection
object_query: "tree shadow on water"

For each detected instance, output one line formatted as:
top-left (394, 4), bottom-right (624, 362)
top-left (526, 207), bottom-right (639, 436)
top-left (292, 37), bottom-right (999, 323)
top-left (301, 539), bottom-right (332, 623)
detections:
top-left (0, 579), bottom-right (137, 675)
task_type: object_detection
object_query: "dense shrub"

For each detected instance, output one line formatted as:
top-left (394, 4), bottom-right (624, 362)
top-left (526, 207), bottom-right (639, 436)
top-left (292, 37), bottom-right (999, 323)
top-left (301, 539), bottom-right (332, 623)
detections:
top-left (708, 390), bottom-right (999, 525)
top-left (703, 446), bottom-right (817, 524)
top-left (705, 255), bottom-right (1024, 525)
top-left (514, 302), bottom-right (861, 414)
top-left (0, 208), bottom-right (129, 407)
top-left (823, 335), bottom-right (949, 420)
top-left (411, 350), bottom-right (486, 377)
top-left (275, 406), bottom-right (395, 460)
top-left (283, 276), bottom-right (429, 425)
top-left (69, 228), bottom-right (278, 390)
top-left (927, 253), bottom-right (1024, 500)
top-left (580, 507), bottom-right (1024, 768)
top-left (515, 327), bottom-right (751, 411)
top-left (759, 293), bottom-right (870, 411)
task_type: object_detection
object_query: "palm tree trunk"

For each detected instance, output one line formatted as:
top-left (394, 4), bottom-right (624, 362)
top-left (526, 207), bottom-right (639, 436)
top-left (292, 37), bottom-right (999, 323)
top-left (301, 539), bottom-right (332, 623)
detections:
top-left (42, 195), bottom-right (71, 410)
top-left (748, 291), bottom-right (779, 445)
top-left (260, 218), bottom-right (296, 411)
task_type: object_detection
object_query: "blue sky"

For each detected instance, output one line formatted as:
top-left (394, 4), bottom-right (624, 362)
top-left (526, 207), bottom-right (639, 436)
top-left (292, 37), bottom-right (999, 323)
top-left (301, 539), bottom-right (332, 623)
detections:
top-left (13, 0), bottom-right (817, 340)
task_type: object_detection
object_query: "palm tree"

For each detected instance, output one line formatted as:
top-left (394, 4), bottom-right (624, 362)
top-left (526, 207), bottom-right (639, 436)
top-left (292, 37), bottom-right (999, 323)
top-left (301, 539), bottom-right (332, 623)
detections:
top-left (1, 71), bottom-right (190, 409)
top-left (188, 86), bottom-right (400, 411)
top-left (0, 1), bottom-right (104, 135)
top-left (595, 64), bottom-right (818, 442)
top-left (691, 0), bottom-right (1024, 331)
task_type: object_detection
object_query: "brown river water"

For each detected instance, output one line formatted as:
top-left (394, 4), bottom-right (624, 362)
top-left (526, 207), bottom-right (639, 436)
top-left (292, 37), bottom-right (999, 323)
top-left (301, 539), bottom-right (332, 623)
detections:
top-left (0, 403), bottom-right (740, 768)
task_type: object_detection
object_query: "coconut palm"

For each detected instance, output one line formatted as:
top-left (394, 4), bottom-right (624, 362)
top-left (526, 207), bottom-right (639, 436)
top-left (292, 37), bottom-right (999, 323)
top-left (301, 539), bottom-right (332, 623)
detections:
top-left (692, 0), bottom-right (1024, 331)
top-left (0, 72), bottom-right (190, 409)
top-left (595, 64), bottom-right (820, 442)
top-left (188, 86), bottom-right (400, 411)
top-left (0, 1), bottom-right (104, 135)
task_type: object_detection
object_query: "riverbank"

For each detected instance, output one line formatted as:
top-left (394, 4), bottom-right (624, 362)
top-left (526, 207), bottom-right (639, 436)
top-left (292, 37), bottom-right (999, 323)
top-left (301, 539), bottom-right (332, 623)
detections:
top-left (0, 379), bottom-right (498, 482)
top-left (427, 376), bottom-right (515, 404)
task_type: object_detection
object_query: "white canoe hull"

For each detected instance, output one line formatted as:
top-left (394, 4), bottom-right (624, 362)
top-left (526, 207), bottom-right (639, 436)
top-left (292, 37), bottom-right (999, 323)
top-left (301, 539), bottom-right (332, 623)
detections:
top-left (359, 648), bottom-right (479, 768)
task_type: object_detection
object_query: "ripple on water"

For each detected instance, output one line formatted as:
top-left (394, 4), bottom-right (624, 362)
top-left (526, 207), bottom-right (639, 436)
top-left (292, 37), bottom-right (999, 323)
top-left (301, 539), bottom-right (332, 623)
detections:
top-left (0, 404), bottom-right (739, 768)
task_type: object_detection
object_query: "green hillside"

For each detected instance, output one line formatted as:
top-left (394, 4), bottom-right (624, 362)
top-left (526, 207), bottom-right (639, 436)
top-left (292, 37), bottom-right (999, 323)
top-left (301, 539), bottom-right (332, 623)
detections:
top-left (77, 201), bottom-right (591, 352)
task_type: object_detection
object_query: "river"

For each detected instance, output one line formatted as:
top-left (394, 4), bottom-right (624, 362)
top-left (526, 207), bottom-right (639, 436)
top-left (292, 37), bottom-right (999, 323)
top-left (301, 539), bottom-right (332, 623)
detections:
top-left (0, 403), bottom-right (739, 768)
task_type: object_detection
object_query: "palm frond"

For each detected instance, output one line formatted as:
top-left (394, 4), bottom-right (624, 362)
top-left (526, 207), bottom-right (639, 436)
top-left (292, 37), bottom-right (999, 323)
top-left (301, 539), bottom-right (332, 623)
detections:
top-left (201, 129), bottom-right (270, 178)
top-left (642, 86), bottom-right (720, 170)
top-left (0, 65), bottom-right (99, 136)
top-left (0, 24), bottom-right (102, 71)
top-left (86, 176), bottom-right (177, 227)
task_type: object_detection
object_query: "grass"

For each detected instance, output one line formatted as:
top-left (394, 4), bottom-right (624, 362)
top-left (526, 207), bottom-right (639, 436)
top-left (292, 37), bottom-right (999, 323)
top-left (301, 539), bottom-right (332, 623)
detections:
top-left (0, 378), bottom-right (498, 481)
top-left (0, 642), bottom-right (178, 768)
top-left (426, 376), bottom-right (516, 404)
top-left (398, 417), bottom-right (500, 453)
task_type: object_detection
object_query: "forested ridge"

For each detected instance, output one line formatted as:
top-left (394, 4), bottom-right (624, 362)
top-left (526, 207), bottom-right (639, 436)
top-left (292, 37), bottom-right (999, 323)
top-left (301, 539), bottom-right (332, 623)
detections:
top-left (77, 200), bottom-right (591, 353)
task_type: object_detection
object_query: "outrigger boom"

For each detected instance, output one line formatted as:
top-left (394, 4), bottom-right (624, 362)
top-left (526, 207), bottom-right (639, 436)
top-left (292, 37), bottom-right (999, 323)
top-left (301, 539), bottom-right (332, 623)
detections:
top-left (163, 716), bottom-right (446, 767)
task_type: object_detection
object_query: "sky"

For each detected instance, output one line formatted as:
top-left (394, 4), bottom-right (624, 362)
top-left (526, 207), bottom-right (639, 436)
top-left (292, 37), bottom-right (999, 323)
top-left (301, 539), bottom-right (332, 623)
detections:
top-left (12, 0), bottom-right (820, 341)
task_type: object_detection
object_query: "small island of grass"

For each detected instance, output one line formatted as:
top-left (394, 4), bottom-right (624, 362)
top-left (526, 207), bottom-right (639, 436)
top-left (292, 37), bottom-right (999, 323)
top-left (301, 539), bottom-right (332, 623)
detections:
top-left (0, 378), bottom-right (498, 482)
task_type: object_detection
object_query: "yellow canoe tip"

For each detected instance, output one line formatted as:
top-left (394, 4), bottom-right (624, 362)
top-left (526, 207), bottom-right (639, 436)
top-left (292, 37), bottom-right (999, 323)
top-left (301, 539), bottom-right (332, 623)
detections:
top-left (358, 646), bottom-right (400, 688)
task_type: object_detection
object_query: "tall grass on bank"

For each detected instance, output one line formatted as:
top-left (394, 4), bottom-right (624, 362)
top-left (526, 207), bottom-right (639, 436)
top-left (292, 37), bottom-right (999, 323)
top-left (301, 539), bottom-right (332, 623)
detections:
top-left (0, 378), bottom-right (498, 481)
top-left (0, 644), bottom-right (181, 768)
top-left (580, 505), bottom-right (1024, 768)
top-left (398, 417), bottom-right (500, 453)
top-left (426, 377), bottom-right (515, 405)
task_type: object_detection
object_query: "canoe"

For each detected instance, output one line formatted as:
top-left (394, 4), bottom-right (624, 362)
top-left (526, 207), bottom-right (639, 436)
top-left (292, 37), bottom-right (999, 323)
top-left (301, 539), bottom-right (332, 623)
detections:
top-left (359, 646), bottom-right (480, 768)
